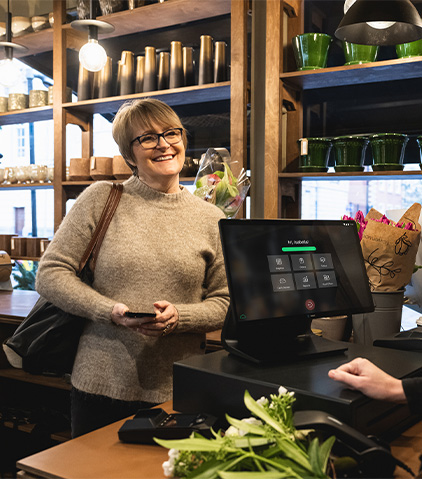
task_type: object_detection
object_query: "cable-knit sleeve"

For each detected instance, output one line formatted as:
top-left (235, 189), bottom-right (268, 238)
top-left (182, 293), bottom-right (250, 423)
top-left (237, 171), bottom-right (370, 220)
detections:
top-left (174, 207), bottom-right (229, 333)
top-left (35, 182), bottom-right (117, 322)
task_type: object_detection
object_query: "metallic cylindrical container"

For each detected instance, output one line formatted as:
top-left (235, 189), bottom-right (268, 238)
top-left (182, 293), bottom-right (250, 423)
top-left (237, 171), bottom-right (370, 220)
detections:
top-left (183, 46), bottom-right (195, 86)
top-left (214, 41), bottom-right (227, 82)
top-left (94, 56), bottom-right (113, 98)
top-left (48, 86), bottom-right (72, 104)
top-left (77, 64), bottom-right (92, 101)
top-left (119, 50), bottom-right (135, 95)
top-left (135, 55), bottom-right (145, 93)
top-left (169, 41), bottom-right (183, 89)
top-left (0, 96), bottom-right (8, 112)
top-left (143, 46), bottom-right (157, 92)
top-left (29, 90), bottom-right (48, 108)
top-left (8, 93), bottom-right (29, 111)
top-left (116, 60), bottom-right (122, 96)
top-left (198, 35), bottom-right (213, 85)
top-left (158, 51), bottom-right (170, 90)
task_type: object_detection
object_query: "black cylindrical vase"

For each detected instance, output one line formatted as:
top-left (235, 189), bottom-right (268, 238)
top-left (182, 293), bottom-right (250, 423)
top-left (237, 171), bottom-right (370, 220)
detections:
top-left (169, 41), bottom-right (183, 89)
top-left (135, 56), bottom-right (145, 93)
top-left (119, 50), bottom-right (135, 95)
top-left (77, 64), bottom-right (92, 101)
top-left (198, 35), bottom-right (213, 85)
top-left (183, 46), bottom-right (195, 86)
top-left (143, 46), bottom-right (157, 92)
top-left (214, 41), bottom-right (227, 82)
top-left (158, 52), bottom-right (170, 90)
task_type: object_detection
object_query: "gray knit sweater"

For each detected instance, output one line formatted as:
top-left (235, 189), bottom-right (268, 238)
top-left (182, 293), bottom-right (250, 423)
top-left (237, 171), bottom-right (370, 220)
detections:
top-left (36, 176), bottom-right (230, 403)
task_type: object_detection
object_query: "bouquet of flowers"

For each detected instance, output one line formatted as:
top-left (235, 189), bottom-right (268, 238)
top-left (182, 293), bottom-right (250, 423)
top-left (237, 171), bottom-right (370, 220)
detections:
top-left (193, 148), bottom-right (250, 218)
top-left (156, 387), bottom-right (337, 478)
top-left (343, 203), bottom-right (421, 292)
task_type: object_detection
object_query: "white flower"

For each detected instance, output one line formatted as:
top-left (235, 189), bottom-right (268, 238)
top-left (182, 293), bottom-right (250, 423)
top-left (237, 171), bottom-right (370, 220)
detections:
top-left (168, 449), bottom-right (180, 460)
top-left (257, 396), bottom-right (268, 406)
top-left (162, 460), bottom-right (174, 477)
top-left (242, 417), bottom-right (263, 427)
top-left (162, 448), bottom-right (180, 477)
top-left (225, 425), bottom-right (240, 436)
top-left (278, 386), bottom-right (288, 395)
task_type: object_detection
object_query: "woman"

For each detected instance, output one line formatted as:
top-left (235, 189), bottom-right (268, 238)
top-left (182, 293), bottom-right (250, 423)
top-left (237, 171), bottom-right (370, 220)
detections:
top-left (36, 98), bottom-right (230, 437)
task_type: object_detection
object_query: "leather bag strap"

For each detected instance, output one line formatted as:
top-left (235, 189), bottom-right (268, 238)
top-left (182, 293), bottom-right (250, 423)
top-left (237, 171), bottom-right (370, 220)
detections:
top-left (77, 183), bottom-right (123, 276)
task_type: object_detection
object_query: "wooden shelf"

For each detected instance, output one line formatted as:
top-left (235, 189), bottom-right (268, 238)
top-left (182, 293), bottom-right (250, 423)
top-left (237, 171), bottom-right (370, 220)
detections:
top-left (62, 176), bottom-right (195, 186)
top-left (1, 0), bottom-right (231, 61)
top-left (0, 106), bottom-right (53, 126)
top-left (279, 169), bottom-right (422, 179)
top-left (63, 0), bottom-right (231, 41)
top-left (1, 28), bottom-right (54, 61)
top-left (63, 82), bottom-right (231, 116)
top-left (12, 256), bottom-right (41, 262)
top-left (0, 368), bottom-right (71, 391)
top-left (0, 183), bottom-right (53, 190)
top-left (280, 57), bottom-right (422, 90)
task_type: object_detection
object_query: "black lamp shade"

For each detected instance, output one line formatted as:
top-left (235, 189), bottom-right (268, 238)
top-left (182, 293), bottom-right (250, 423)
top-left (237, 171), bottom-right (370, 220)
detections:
top-left (335, 0), bottom-right (422, 45)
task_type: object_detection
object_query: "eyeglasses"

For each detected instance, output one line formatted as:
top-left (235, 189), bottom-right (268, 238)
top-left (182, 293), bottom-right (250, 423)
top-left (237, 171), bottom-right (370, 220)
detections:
top-left (130, 128), bottom-right (183, 149)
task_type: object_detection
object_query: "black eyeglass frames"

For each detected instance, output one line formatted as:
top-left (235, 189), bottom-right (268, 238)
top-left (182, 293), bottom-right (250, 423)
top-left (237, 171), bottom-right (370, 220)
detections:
top-left (130, 128), bottom-right (183, 149)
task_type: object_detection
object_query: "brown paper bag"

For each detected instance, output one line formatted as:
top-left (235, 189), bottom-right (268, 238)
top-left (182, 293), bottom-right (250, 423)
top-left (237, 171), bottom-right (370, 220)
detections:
top-left (361, 203), bottom-right (421, 291)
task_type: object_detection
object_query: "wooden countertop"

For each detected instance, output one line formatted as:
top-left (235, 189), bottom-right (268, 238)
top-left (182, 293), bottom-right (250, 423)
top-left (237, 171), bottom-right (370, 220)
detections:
top-left (15, 401), bottom-right (422, 479)
top-left (0, 290), bottom-right (39, 324)
top-left (17, 403), bottom-right (174, 479)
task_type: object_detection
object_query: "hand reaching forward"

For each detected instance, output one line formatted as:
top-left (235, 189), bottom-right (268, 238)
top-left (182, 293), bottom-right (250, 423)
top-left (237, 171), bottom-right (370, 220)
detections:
top-left (328, 357), bottom-right (406, 403)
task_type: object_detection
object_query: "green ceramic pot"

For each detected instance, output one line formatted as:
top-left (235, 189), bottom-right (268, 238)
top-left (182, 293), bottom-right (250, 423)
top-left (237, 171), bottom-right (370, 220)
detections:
top-left (332, 136), bottom-right (369, 172)
top-left (416, 136), bottom-right (422, 168)
top-left (297, 137), bottom-right (332, 172)
top-left (343, 42), bottom-right (379, 65)
top-left (369, 133), bottom-right (409, 171)
top-left (396, 38), bottom-right (422, 58)
top-left (292, 33), bottom-right (332, 71)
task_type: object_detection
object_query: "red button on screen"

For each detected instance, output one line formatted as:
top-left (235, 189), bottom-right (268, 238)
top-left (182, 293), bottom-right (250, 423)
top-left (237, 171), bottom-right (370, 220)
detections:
top-left (305, 299), bottom-right (315, 311)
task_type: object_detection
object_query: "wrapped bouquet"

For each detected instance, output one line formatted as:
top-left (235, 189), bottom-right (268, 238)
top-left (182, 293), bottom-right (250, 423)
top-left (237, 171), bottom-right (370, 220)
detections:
top-left (193, 148), bottom-right (250, 218)
top-left (343, 203), bottom-right (421, 291)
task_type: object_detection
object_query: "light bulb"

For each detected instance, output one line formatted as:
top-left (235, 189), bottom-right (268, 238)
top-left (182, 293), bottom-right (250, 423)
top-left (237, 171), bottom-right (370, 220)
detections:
top-left (79, 39), bottom-right (107, 72)
top-left (367, 21), bottom-right (396, 29)
top-left (344, 0), bottom-right (396, 31)
top-left (0, 58), bottom-right (22, 88)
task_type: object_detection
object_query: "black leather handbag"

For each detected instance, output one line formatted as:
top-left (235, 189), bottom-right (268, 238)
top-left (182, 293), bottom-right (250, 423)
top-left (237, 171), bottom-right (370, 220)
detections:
top-left (3, 183), bottom-right (123, 376)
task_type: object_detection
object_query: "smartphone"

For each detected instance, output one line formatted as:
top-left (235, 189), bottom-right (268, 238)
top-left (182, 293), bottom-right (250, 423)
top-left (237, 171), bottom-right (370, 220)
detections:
top-left (125, 312), bottom-right (156, 318)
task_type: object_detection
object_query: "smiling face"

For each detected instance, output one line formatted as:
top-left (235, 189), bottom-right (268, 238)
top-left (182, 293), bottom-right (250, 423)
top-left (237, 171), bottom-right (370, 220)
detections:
top-left (129, 121), bottom-right (186, 193)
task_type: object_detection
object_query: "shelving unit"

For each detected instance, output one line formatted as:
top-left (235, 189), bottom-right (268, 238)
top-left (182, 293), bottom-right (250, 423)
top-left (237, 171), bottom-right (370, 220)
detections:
top-left (0, 1), bottom-right (249, 464)
top-left (264, 0), bottom-right (422, 219)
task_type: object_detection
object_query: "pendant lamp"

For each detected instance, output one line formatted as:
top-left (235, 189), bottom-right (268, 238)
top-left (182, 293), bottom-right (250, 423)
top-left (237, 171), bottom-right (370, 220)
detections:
top-left (71, 0), bottom-right (114, 72)
top-left (335, 0), bottom-right (422, 45)
top-left (0, 0), bottom-right (27, 88)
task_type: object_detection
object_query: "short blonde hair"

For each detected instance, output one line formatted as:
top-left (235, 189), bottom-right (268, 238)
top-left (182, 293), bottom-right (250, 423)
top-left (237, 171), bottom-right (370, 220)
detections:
top-left (112, 98), bottom-right (187, 175)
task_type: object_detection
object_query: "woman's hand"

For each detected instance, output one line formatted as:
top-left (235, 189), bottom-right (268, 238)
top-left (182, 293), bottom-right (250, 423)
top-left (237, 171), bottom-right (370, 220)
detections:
top-left (328, 357), bottom-right (406, 403)
top-left (138, 300), bottom-right (179, 338)
top-left (111, 303), bottom-right (156, 332)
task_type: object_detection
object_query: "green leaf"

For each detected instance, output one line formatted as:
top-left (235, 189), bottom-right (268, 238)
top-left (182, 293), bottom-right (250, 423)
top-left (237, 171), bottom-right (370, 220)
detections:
top-left (243, 391), bottom-right (286, 436)
top-left (154, 436), bottom-right (223, 452)
top-left (318, 436), bottom-right (336, 473)
top-left (218, 472), bottom-right (291, 479)
top-left (275, 438), bottom-right (312, 472)
top-left (188, 457), bottom-right (238, 479)
top-left (225, 415), bottom-right (266, 436)
top-left (232, 437), bottom-right (272, 449)
top-left (308, 437), bottom-right (322, 475)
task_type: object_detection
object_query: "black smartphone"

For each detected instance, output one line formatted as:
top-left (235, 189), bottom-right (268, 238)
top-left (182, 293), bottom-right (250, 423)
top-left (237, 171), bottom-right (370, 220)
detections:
top-left (125, 312), bottom-right (156, 318)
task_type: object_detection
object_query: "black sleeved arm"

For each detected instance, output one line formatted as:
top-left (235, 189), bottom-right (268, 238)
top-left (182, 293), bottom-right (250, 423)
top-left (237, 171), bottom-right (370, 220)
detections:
top-left (402, 377), bottom-right (422, 414)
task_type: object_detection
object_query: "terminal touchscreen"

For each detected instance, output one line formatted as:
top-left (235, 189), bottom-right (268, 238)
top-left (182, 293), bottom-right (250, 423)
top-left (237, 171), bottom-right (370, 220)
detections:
top-left (219, 219), bottom-right (374, 363)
